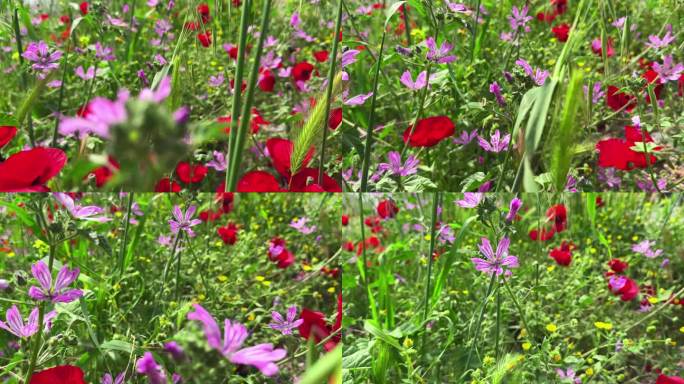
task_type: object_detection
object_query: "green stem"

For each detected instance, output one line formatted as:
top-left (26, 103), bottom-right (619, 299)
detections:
top-left (13, 6), bottom-right (35, 147)
top-left (495, 283), bottom-right (501, 362)
top-left (24, 304), bottom-right (44, 384)
top-left (421, 192), bottom-right (440, 354)
top-left (401, 3), bottom-right (412, 47)
top-left (464, 273), bottom-right (497, 374)
top-left (357, 192), bottom-right (378, 321)
top-left (400, 62), bottom-right (432, 158)
top-left (360, 30), bottom-right (387, 192)
top-left (224, 0), bottom-right (252, 191)
top-left (317, 0), bottom-right (343, 184)
top-left (503, 278), bottom-right (533, 344)
top-left (470, 0), bottom-right (482, 62)
top-left (118, 193), bottom-right (134, 276)
top-left (51, 36), bottom-right (72, 147)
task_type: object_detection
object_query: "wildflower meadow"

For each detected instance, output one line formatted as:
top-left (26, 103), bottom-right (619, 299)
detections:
top-left (342, 193), bottom-right (684, 383)
top-left (0, 193), bottom-right (341, 383)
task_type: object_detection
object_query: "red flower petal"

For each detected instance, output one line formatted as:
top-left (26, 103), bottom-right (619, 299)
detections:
top-left (606, 85), bottom-right (636, 112)
top-left (154, 177), bottom-right (182, 192)
top-left (176, 162), bottom-right (208, 184)
top-left (403, 116), bottom-right (455, 147)
top-left (0, 148), bottom-right (67, 192)
top-left (292, 62), bottom-right (315, 82)
top-left (237, 170), bottom-right (282, 192)
top-left (288, 168), bottom-right (341, 192)
top-left (313, 50), bottom-right (329, 63)
top-left (657, 375), bottom-right (684, 384)
top-left (551, 23), bottom-right (570, 42)
top-left (328, 108), bottom-right (342, 130)
top-left (0, 126), bottom-right (17, 149)
top-left (30, 365), bottom-right (85, 384)
top-left (376, 199), bottom-right (399, 219)
top-left (266, 138), bottom-right (313, 179)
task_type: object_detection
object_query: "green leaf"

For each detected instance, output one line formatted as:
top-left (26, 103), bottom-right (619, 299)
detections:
top-left (385, 1), bottom-right (406, 28)
top-left (100, 340), bottom-right (134, 355)
top-left (364, 320), bottom-right (402, 350)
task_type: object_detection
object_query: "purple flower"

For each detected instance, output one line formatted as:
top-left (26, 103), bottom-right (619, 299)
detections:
top-left (477, 130), bottom-right (510, 153)
top-left (489, 81), bottom-right (506, 106)
top-left (269, 305), bottom-right (304, 335)
top-left (344, 92), bottom-right (373, 106)
top-left (169, 205), bottom-right (202, 237)
top-left (565, 175), bottom-right (578, 192)
top-left (22, 41), bottom-right (62, 73)
top-left (631, 240), bottom-right (662, 259)
top-left (290, 217), bottom-right (317, 234)
top-left (652, 55), bottom-right (684, 83)
top-left (556, 367), bottom-right (582, 383)
top-left (59, 90), bottom-right (129, 138)
top-left (136, 352), bottom-right (167, 384)
top-left (453, 129), bottom-right (478, 145)
top-left (341, 49), bottom-right (360, 67)
top-left (646, 30), bottom-right (675, 49)
top-left (95, 42), bottom-right (116, 61)
top-left (101, 372), bottom-right (126, 384)
top-left (508, 6), bottom-right (532, 32)
top-left (206, 151), bottom-right (227, 171)
top-left (75, 66), bottom-right (96, 80)
top-left (608, 276), bottom-right (627, 293)
top-left (515, 59), bottom-right (549, 86)
top-left (158, 235), bottom-right (173, 247)
top-left (0, 279), bottom-right (9, 291)
top-left (445, 1), bottom-right (471, 14)
top-left (187, 304), bottom-right (287, 376)
top-left (164, 341), bottom-right (185, 362)
top-left (53, 193), bottom-right (111, 222)
top-left (377, 151), bottom-right (419, 177)
top-left (425, 37), bottom-right (456, 63)
top-left (209, 73), bottom-right (225, 87)
top-left (583, 81), bottom-right (604, 104)
top-left (505, 197), bottom-right (522, 222)
top-left (456, 193), bottom-right (482, 208)
top-left (612, 17), bottom-right (627, 28)
top-left (400, 70), bottom-right (434, 90)
top-left (438, 225), bottom-right (455, 244)
top-left (471, 237), bottom-right (519, 276)
top-left (597, 168), bottom-right (621, 189)
top-left (0, 305), bottom-right (56, 338)
top-left (28, 261), bottom-right (83, 303)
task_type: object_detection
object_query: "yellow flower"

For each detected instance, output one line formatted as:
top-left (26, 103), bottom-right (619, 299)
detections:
top-left (261, 280), bottom-right (271, 287)
top-left (403, 338), bottom-right (413, 348)
top-left (247, 313), bottom-right (255, 321)
top-left (546, 323), bottom-right (558, 333)
top-left (585, 368), bottom-right (594, 376)
top-left (217, 275), bottom-right (228, 282)
top-left (483, 356), bottom-right (494, 366)
top-left (594, 321), bottom-right (613, 330)
top-left (648, 297), bottom-right (658, 304)
top-left (302, 264), bottom-right (312, 271)
top-left (522, 342), bottom-right (531, 351)
top-left (255, 276), bottom-right (265, 282)
top-left (327, 287), bottom-right (335, 293)
top-left (679, 326), bottom-right (684, 334)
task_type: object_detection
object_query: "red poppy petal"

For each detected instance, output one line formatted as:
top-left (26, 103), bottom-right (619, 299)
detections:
top-left (237, 170), bottom-right (282, 192)
top-left (0, 126), bottom-right (17, 149)
top-left (30, 365), bottom-right (86, 384)
top-left (403, 116), bottom-right (455, 147)
top-left (0, 148), bottom-right (67, 192)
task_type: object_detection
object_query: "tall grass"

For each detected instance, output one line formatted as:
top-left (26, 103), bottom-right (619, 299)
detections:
top-left (550, 70), bottom-right (584, 191)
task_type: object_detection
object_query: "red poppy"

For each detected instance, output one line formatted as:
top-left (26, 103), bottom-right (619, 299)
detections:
top-left (176, 162), bottom-right (208, 184)
top-left (79, 2), bottom-right (89, 15)
top-left (678, 73), bottom-right (683, 97)
top-left (551, 23), bottom-right (570, 42)
top-left (217, 222), bottom-right (238, 245)
top-left (536, 11), bottom-right (557, 23)
top-left (377, 199), bottom-right (399, 219)
top-left (258, 69), bottom-right (276, 92)
top-left (0, 148), bottom-right (67, 192)
top-left (184, 21), bottom-right (198, 31)
top-left (549, 241), bottom-right (574, 266)
top-left (341, 214), bottom-right (349, 226)
top-left (610, 276), bottom-right (639, 301)
top-left (237, 171), bottom-right (281, 192)
top-left (343, 241), bottom-right (354, 251)
top-left (642, 68), bottom-right (664, 103)
top-left (267, 237), bottom-right (294, 268)
top-left (30, 365), bottom-right (85, 384)
top-left (403, 116), bottom-right (455, 147)
top-left (289, 168), bottom-right (342, 192)
top-left (657, 375), bottom-right (684, 384)
top-left (88, 156), bottom-right (120, 188)
top-left (214, 185), bottom-right (234, 212)
top-left (199, 209), bottom-right (222, 222)
top-left (197, 31), bottom-right (212, 47)
top-left (608, 258), bottom-right (628, 273)
top-left (597, 126), bottom-right (660, 170)
top-left (0, 126), bottom-right (17, 148)
top-left (313, 50), bottom-right (329, 62)
top-left (266, 138), bottom-right (314, 179)
top-left (328, 108), bottom-right (342, 130)
top-left (298, 294), bottom-right (342, 352)
top-left (529, 227), bottom-right (555, 241)
top-left (197, 3), bottom-right (210, 24)
top-left (605, 85), bottom-right (636, 112)
top-left (547, 204), bottom-right (567, 233)
top-left (154, 177), bottom-right (182, 192)
top-left (292, 62), bottom-right (315, 82)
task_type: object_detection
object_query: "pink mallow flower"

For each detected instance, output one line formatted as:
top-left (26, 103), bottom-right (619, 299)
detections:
top-left (471, 237), bottom-right (519, 276)
top-left (0, 305), bottom-right (57, 338)
top-left (28, 260), bottom-right (83, 303)
top-left (188, 304), bottom-right (287, 376)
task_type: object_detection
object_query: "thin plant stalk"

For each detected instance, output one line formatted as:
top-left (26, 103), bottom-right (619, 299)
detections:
top-left (13, 6), bottom-right (36, 147)
top-left (357, 193), bottom-right (378, 322)
top-left (118, 193), bottom-right (134, 276)
top-left (24, 243), bottom-right (54, 384)
top-left (464, 273), bottom-right (497, 374)
top-left (401, 3), bottom-right (412, 47)
top-left (470, 0), bottom-right (482, 62)
top-left (400, 62), bottom-right (432, 157)
top-left (421, 192), bottom-right (440, 353)
top-left (226, 0), bottom-right (272, 191)
top-left (52, 34), bottom-right (73, 146)
top-left (495, 283), bottom-right (501, 362)
top-left (225, 0), bottom-right (252, 191)
top-left (317, 0), bottom-right (343, 184)
top-left (360, 30), bottom-right (387, 192)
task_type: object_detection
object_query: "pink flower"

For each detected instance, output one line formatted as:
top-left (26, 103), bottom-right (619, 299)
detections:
top-left (28, 261), bottom-right (82, 303)
top-left (471, 237), bottom-right (519, 276)
top-left (269, 306), bottom-right (304, 335)
top-left (168, 205), bottom-right (202, 237)
top-left (0, 305), bottom-right (56, 338)
top-left (477, 130), bottom-right (510, 153)
top-left (53, 193), bottom-right (110, 222)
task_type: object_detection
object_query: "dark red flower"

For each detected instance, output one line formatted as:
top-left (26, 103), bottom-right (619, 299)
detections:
top-left (551, 23), bottom-right (570, 42)
top-left (536, 11), bottom-right (557, 23)
top-left (403, 116), bottom-right (455, 147)
top-left (608, 258), bottom-right (628, 273)
top-left (298, 295), bottom-right (341, 352)
top-left (549, 241), bottom-right (574, 266)
top-left (0, 126), bottom-right (18, 148)
top-left (292, 62), bottom-right (315, 82)
top-left (341, 214), bottom-right (349, 226)
top-left (597, 126), bottom-right (660, 170)
top-left (88, 156), bottom-right (119, 188)
top-left (79, 2), bottom-right (89, 15)
top-left (377, 199), bottom-right (399, 219)
top-left (0, 148), bottom-right (67, 192)
top-left (197, 3), bottom-right (210, 24)
top-left (154, 177), bottom-right (181, 192)
top-left (643, 69), bottom-right (664, 102)
top-left (328, 108), bottom-right (342, 130)
top-left (592, 37), bottom-right (615, 57)
top-left (289, 168), bottom-right (342, 192)
top-left (343, 241), bottom-right (354, 251)
top-left (547, 204), bottom-right (567, 233)
top-left (605, 85), bottom-right (636, 113)
top-left (217, 222), bottom-right (238, 245)
top-left (176, 162), bottom-right (208, 184)
top-left (266, 138), bottom-right (313, 179)
top-left (678, 73), bottom-right (684, 97)
top-left (199, 209), bottom-right (222, 222)
top-left (313, 50), bottom-right (329, 62)
top-left (552, 0), bottom-right (568, 14)
top-left (529, 227), bottom-right (555, 241)
top-left (657, 375), bottom-right (684, 384)
top-left (258, 69), bottom-right (275, 92)
top-left (197, 30), bottom-right (212, 47)
top-left (237, 171), bottom-right (281, 192)
top-left (30, 365), bottom-right (85, 384)
top-left (609, 276), bottom-right (639, 301)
